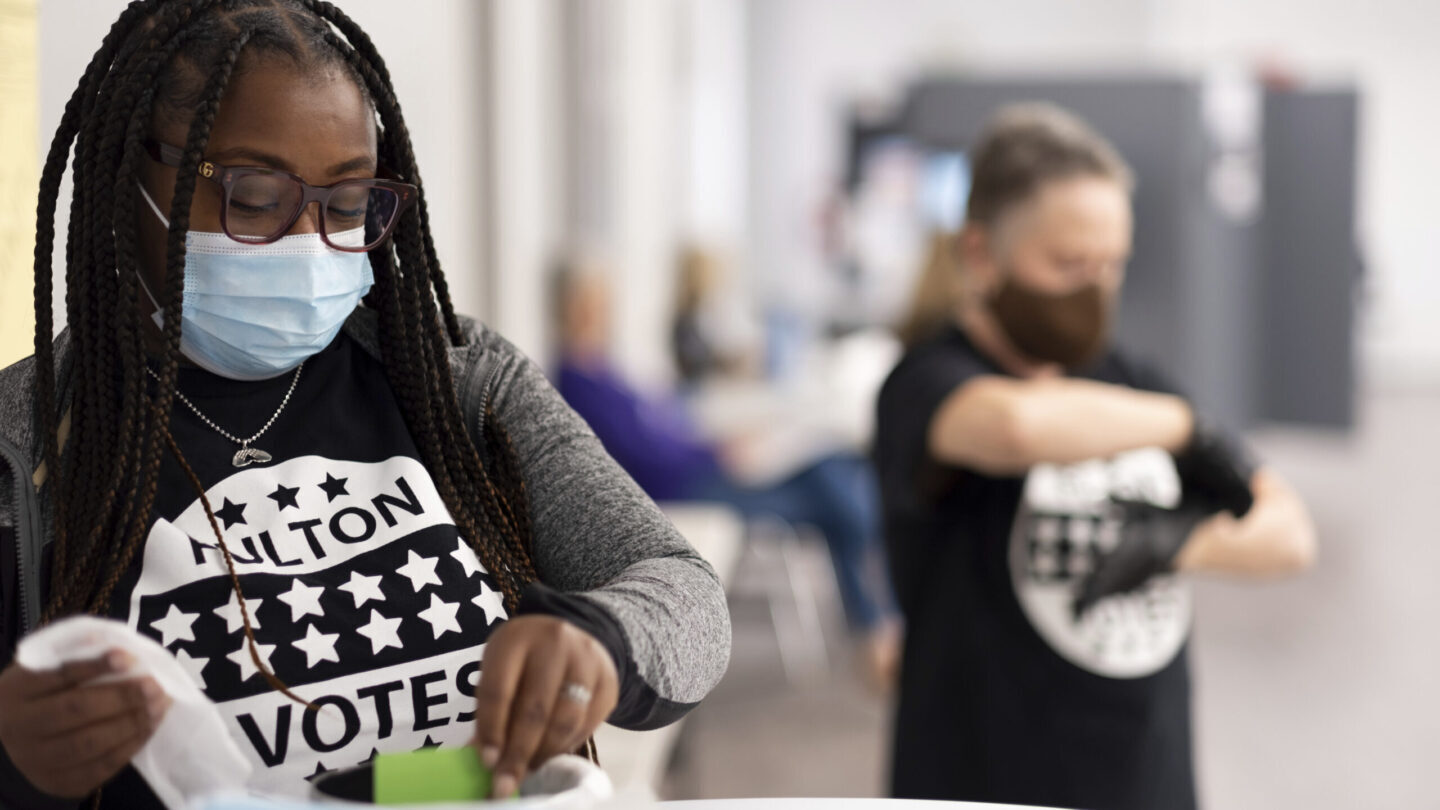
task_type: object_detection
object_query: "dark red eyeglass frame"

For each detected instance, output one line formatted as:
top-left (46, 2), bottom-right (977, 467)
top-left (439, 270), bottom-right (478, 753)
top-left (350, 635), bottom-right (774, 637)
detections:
top-left (143, 140), bottom-right (419, 252)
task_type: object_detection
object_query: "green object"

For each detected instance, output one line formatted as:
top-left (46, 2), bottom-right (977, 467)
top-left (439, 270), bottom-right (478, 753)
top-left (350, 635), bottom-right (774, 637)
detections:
top-left (373, 747), bottom-right (501, 804)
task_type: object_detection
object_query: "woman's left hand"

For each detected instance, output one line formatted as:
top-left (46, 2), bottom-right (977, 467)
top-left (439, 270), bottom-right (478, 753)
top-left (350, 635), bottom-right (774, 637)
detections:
top-left (471, 615), bottom-right (619, 797)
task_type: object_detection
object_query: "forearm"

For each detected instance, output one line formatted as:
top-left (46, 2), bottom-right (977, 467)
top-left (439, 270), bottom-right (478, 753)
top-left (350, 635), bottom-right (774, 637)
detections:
top-left (571, 556), bottom-right (731, 729)
top-left (516, 565), bottom-right (727, 730)
top-left (932, 376), bottom-right (1193, 474)
top-left (1176, 469), bottom-right (1317, 576)
top-left (1011, 379), bottom-right (1193, 462)
top-left (529, 478), bottom-right (730, 731)
top-left (490, 330), bottom-right (731, 730)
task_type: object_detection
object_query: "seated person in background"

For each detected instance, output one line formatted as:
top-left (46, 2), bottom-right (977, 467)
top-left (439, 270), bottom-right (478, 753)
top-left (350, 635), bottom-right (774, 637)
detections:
top-left (876, 103), bottom-right (1317, 810)
top-left (554, 260), bottom-right (900, 688)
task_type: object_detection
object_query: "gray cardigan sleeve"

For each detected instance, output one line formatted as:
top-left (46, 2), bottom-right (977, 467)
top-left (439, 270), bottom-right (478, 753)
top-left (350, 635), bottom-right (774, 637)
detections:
top-left (477, 327), bottom-right (731, 730)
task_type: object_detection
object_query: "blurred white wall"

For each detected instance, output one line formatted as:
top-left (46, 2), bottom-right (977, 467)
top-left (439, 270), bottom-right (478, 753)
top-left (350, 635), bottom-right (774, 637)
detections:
top-left (1151, 0), bottom-right (1440, 386)
top-left (485, 0), bottom-right (564, 362)
top-left (679, 0), bottom-right (749, 252)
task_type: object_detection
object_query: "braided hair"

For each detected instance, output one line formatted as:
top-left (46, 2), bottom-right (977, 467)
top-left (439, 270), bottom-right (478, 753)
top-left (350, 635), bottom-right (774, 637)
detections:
top-left (31, 0), bottom-right (538, 694)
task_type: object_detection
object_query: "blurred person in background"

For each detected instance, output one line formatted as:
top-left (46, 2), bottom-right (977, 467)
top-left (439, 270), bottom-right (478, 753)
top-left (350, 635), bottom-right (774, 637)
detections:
top-left (894, 231), bottom-right (962, 350)
top-left (554, 259), bottom-right (900, 688)
top-left (671, 245), bottom-right (756, 387)
top-left (875, 104), bottom-right (1317, 809)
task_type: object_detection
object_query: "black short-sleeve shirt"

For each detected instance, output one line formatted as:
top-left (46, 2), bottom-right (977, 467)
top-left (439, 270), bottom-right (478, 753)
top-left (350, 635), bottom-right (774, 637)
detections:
top-left (876, 326), bottom-right (1197, 810)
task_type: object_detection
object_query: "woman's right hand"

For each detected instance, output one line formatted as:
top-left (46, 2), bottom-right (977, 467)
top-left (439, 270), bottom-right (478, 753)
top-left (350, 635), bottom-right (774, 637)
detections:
top-left (0, 651), bottom-right (170, 798)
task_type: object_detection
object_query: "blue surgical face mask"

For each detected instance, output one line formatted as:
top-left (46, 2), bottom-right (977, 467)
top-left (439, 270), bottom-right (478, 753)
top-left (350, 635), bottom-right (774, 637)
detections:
top-left (137, 183), bottom-right (374, 380)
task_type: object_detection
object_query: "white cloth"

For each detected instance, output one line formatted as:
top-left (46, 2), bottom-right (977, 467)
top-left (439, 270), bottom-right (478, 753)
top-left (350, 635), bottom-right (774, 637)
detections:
top-left (15, 616), bottom-right (253, 809)
top-left (516, 754), bottom-right (615, 808)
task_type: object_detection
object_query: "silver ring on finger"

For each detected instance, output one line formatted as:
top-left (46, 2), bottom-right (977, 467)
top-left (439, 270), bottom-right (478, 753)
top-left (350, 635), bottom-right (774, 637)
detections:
top-left (560, 681), bottom-right (592, 706)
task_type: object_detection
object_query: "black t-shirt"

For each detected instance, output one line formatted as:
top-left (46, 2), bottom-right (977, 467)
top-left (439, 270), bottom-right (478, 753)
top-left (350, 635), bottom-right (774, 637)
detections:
top-left (103, 334), bottom-right (511, 803)
top-left (876, 327), bottom-right (1198, 810)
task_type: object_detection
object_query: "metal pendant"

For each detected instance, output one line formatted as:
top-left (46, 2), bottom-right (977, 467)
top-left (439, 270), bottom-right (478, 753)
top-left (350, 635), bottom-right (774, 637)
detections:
top-left (232, 447), bottom-right (273, 468)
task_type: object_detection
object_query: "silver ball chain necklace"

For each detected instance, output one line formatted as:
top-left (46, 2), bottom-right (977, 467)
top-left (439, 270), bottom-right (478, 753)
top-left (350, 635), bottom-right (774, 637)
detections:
top-left (145, 361), bottom-right (304, 468)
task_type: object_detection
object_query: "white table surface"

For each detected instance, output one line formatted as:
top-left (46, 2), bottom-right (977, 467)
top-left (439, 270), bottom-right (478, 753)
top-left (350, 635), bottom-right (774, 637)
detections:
top-left (662, 799), bottom-right (1058, 810)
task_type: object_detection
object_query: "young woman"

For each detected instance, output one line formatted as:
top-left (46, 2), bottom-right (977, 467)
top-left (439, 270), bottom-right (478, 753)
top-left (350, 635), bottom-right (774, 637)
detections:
top-left (0, 1), bottom-right (729, 806)
top-left (877, 104), bottom-right (1317, 809)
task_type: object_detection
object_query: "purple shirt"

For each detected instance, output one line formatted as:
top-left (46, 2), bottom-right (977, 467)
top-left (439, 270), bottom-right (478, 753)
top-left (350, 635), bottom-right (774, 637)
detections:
top-left (556, 359), bottom-right (722, 501)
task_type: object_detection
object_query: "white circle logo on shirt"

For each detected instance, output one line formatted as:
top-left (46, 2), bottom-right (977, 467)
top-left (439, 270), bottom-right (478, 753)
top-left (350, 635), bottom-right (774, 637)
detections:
top-left (125, 455), bottom-right (507, 797)
top-left (1008, 447), bottom-right (1192, 679)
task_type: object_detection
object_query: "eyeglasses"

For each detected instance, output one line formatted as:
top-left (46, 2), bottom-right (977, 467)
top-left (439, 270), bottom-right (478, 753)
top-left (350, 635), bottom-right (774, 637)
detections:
top-left (144, 141), bottom-right (419, 253)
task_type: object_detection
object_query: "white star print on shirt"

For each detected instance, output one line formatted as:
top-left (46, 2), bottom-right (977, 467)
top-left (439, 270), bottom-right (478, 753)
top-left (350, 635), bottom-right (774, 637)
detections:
top-left (278, 579), bottom-right (326, 621)
top-left (471, 580), bottom-right (507, 626)
top-left (451, 538), bottom-right (486, 577)
top-left (173, 648), bottom-right (210, 686)
top-left (338, 570), bottom-right (386, 608)
top-left (396, 550), bottom-right (442, 592)
top-left (417, 592), bottom-right (462, 639)
top-left (150, 604), bottom-right (199, 647)
top-left (356, 609), bottom-right (404, 654)
top-left (226, 640), bottom-right (277, 682)
top-left (291, 623), bottom-right (341, 668)
top-left (213, 590), bottom-right (264, 634)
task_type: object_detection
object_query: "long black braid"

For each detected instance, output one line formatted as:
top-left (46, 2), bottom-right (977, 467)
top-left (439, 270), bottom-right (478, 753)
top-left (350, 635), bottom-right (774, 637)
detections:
top-left (31, 0), bottom-right (539, 685)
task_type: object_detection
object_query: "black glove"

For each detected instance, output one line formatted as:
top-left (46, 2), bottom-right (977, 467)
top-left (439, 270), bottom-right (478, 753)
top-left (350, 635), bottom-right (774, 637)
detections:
top-left (1172, 418), bottom-right (1256, 518)
top-left (1072, 497), bottom-right (1212, 620)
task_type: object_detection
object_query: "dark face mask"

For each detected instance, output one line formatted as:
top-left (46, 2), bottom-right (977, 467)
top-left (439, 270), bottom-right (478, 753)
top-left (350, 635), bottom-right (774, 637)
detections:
top-left (989, 275), bottom-right (1112, 368)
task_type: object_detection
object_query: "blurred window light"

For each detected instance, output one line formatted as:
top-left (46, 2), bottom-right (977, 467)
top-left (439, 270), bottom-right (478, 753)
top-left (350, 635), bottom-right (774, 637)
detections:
top-left (920, 150), bottom-right (970, 231)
